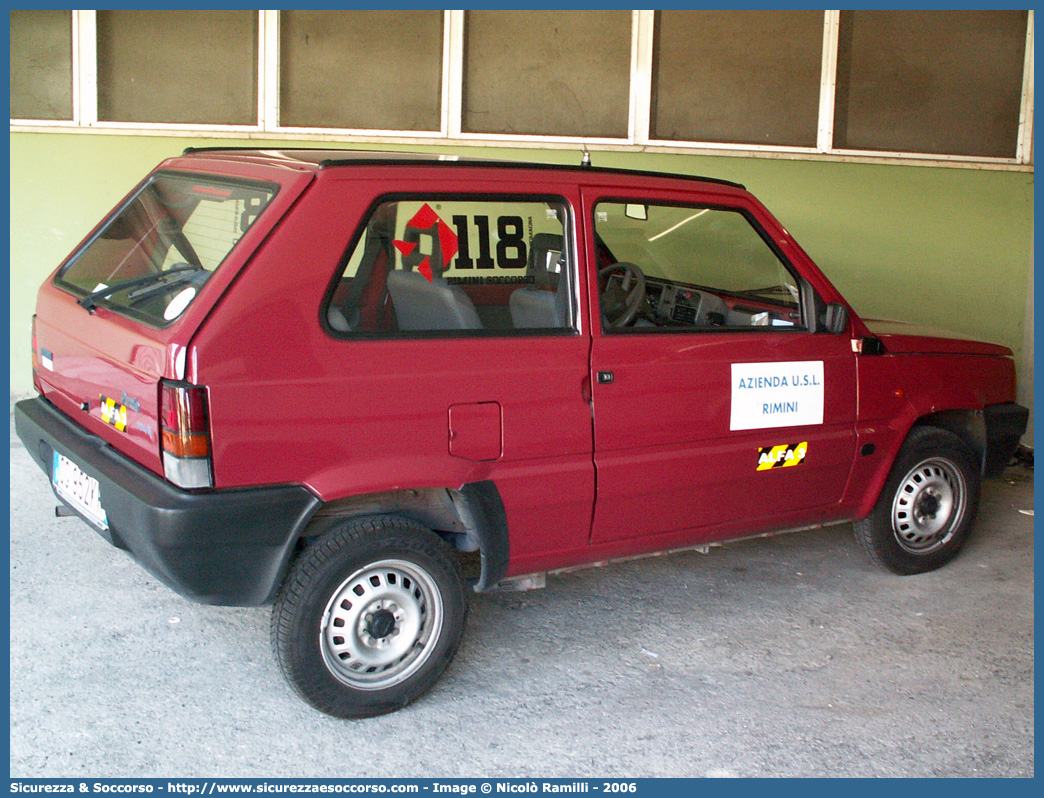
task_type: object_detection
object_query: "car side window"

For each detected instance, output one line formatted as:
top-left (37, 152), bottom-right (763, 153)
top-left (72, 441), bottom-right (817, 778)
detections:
top-left (594, 201), bottom-right (805, 332)
top-left (326, 198), bottom-right (575, 336)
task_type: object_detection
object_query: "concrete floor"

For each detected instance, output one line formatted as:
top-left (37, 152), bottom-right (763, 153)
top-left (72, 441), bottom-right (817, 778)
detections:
top-left (9, 397), bottom-right (1035, 777)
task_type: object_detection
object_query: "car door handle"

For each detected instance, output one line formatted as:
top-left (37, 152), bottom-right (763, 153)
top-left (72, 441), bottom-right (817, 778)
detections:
top-left (597, 371), bottom-right (614, 384)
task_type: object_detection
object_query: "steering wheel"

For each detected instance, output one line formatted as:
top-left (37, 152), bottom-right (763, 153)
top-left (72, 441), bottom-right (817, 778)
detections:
top-left (598, 262), bottom-right (647, 328)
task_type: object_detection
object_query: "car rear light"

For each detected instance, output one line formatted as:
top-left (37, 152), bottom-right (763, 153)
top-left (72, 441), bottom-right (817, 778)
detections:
top-left (160, 379), bottom-right (213, 489)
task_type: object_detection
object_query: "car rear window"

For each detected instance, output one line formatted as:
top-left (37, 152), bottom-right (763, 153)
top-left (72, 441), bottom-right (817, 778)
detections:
top-left (55, 172), bottom-right (277, 326)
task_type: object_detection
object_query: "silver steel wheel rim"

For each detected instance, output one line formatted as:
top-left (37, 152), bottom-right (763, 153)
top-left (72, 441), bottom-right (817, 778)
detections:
top-left (320, 558), bottom-right (443, 691)
top-left (891, 456), bottom-right (966, 554)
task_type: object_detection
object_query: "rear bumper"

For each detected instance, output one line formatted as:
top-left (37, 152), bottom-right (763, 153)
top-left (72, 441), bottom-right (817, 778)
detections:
top-left (15, 396), bottom-right (321, 606)
top-left (983, 402), bottom-right (1030, 477)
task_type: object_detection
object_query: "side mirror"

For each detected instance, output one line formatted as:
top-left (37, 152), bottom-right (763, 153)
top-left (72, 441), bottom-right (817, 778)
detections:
top-left (823, 303), bottom-right (849, 334)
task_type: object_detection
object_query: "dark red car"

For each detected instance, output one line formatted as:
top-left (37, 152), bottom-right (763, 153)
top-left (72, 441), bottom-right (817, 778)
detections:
top-left (16, 149), bottom-right (1027, 718)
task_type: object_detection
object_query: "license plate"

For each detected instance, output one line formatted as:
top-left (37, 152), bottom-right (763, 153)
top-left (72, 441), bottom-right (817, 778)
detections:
top-left (52, 451), bottom-right (109, 530)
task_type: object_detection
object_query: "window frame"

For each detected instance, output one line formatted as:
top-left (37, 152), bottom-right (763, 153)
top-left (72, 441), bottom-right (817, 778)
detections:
top-left (9, 9), bottom-right (1035, 170)
top-left (590, 196), bottom-right (818, 336)
top-left (320, 191), bottom-right (582, 341)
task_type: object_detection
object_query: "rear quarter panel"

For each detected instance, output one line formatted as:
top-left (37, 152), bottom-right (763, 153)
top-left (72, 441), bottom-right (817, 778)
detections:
top-left (190, 169), bottom-right (597, 572)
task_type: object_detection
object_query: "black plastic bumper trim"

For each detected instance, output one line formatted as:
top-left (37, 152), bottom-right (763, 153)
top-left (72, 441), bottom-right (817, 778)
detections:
top-left (460, 480), bottom-right (510, 591)
top-left (15, 397), bottom-right (322, 606)
top-left (983, 402), bottom-right (1030, 478)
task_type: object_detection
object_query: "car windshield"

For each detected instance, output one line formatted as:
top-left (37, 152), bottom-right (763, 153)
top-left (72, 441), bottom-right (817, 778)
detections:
top-left (55, 173), bottom-right (276, 326)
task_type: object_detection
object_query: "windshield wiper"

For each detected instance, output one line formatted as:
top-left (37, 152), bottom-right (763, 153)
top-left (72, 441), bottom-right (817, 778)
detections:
top-left (734, 284), bottom-right (791, 298)
top-left (77, 264), bottom-right (202, 313)
top-left (731, 285), bottom-right (801, 305)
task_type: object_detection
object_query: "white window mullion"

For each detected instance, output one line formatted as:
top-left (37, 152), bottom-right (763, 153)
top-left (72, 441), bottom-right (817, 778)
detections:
top-left (816, 10), bottom-right (840, 153)
top-left (1016, 10), bottom-right (1034, 164)
top-left (444, 10), bottom-right (464, 138)
top-left (260, 10), bottom-right (280, 131)
top-left (629, 10), bottom-right (655, 145)
top-left (74, 9), bottom-right (97, 126)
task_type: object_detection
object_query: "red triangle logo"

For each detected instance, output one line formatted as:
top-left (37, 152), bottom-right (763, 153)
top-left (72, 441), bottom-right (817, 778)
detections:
top-left (417, 258), bottom-right (433, 282)
top-left (407, 203), bottom-right (440, 229)
top-left (393, 239), bottom-right (417, 257)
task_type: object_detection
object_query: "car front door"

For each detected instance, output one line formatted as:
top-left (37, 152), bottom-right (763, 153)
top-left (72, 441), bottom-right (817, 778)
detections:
top-left (582, 187), bottom-right (857, 546)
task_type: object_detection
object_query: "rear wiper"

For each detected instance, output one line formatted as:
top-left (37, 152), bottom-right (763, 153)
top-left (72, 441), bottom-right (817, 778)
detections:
top-left (124, 270), bottom-right (205, 305)
top-left (77, 264), bottom-right (202, 313)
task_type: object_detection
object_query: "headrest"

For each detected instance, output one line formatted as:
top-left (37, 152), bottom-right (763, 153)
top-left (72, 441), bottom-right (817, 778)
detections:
top-left (528, 233), bottom-right (565, 289)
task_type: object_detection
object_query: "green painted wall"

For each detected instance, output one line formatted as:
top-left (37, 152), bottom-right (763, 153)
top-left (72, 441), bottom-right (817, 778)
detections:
top-left (9, 132), bottom-right (1034, 401)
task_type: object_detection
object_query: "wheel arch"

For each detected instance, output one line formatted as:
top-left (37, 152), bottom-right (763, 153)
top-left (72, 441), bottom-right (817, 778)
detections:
top-left (291, 480), bottom-right (509, 594)
top-left (911, 410), bottom-right (986, 473)
top-left (854, 409), bottom-right (985, 521)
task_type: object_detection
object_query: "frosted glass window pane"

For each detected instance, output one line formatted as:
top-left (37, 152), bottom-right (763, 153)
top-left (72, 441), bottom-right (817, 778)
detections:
top-left (280, 11), bottom-right (443, 131)
top-left (10, 10), bottom-right (73, 120)
top-left (463, 10), bottom-right (631, 138)
top-left (97, 10), bottom-right (257, 125)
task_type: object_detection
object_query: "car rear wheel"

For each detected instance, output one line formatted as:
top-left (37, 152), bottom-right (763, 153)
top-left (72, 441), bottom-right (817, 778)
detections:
top-left (271, 515), bottom-right (466, 718)
top-left (854, 426), bottom-right (980, 575)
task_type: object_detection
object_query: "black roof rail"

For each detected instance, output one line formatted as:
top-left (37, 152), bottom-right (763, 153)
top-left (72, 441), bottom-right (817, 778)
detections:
top-left (178, 147), bottom-right (746, 190)
top-left (182, 145), bottom-right (298, 155)
top-left (316, 158), bottom-right (747, 190)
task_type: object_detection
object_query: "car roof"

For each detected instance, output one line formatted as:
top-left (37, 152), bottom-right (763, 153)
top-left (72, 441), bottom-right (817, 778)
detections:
top-left (180, 147), bottom-right (747, 191)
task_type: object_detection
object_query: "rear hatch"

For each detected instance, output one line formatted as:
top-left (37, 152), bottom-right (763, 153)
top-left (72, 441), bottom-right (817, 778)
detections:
top-left (32, 156), bottom-right (315, 477)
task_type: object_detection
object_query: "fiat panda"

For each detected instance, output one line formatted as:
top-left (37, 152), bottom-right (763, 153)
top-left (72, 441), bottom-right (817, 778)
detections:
top-left (16, 148), bottom-right (1028, 718)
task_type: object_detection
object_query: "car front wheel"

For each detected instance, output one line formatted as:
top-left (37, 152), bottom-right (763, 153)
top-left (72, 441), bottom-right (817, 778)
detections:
top-left (271, 515), bottom-right (467, 718)
top-left (854, 426), bottom-right (981, 575)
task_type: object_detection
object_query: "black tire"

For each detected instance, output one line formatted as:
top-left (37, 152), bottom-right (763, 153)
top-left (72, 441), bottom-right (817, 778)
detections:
top-left (854, 426), bottom-right (981, 575)
top-left (271, 515), bottom-right (467, 719)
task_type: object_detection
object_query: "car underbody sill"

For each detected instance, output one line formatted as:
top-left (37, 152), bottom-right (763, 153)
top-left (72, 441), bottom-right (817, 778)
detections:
top-left (490, 519), bottom-right (855, 591)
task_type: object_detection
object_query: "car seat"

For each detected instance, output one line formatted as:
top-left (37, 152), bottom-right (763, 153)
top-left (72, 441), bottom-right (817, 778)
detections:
top-left (509, 233), bottom-right (569, 329)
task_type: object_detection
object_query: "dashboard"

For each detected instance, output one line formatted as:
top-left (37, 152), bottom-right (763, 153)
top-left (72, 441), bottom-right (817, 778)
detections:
top-left (606, 274), bottom-right (801, 330)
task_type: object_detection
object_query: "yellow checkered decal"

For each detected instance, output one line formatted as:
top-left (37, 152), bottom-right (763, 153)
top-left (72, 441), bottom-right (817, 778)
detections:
top-left (757, 442), bottom-right (807, 471)
top-left (99, 395), bottom-right (128, 432)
